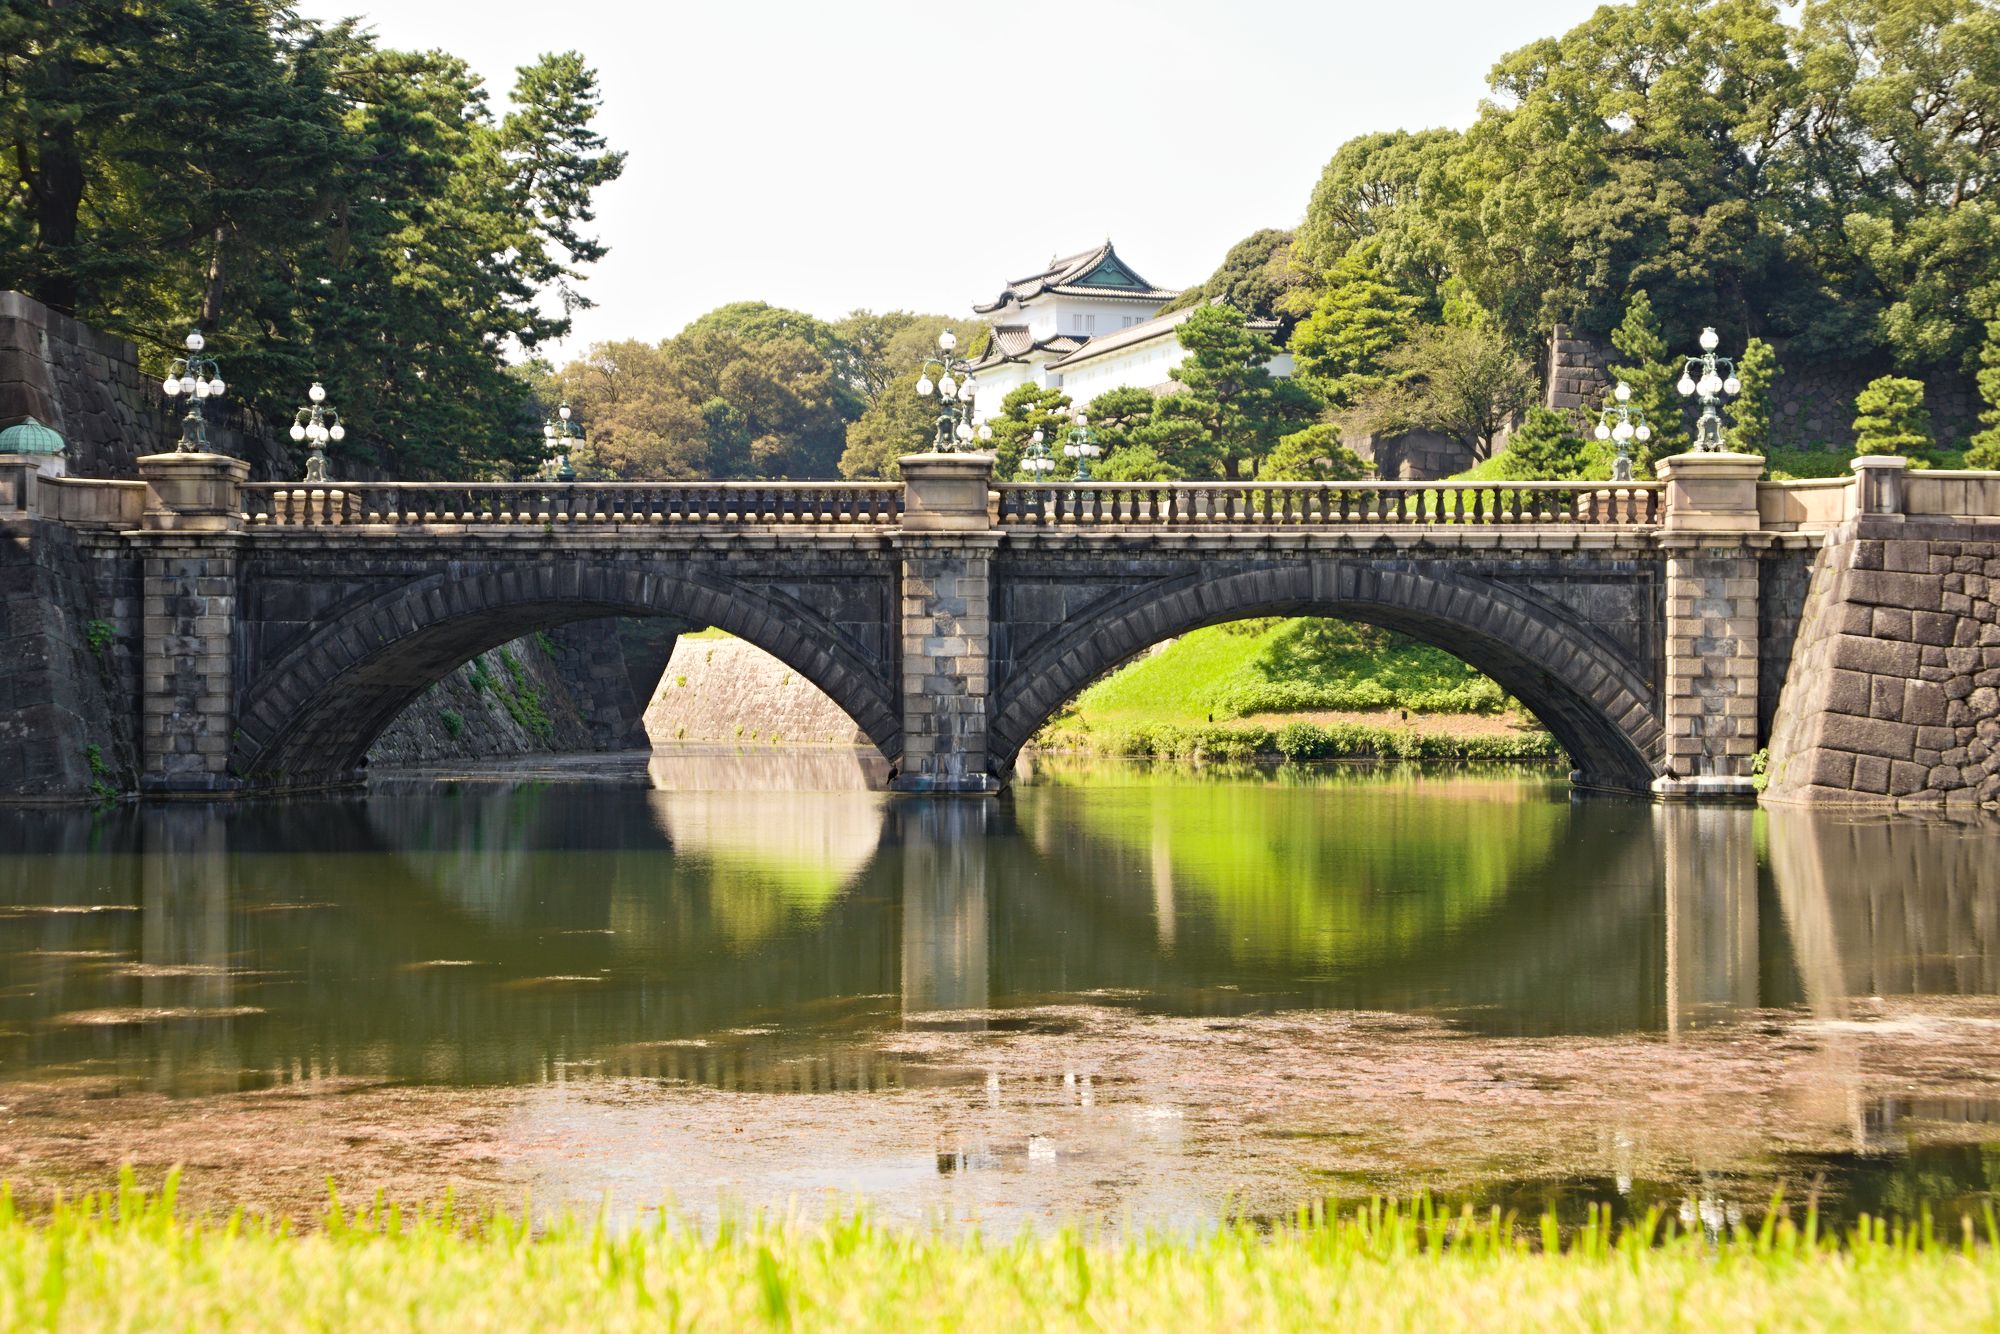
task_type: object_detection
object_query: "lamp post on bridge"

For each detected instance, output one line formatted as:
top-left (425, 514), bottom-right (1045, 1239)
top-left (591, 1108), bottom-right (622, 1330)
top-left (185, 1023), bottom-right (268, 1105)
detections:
top-left (914, 331), bottom-right (991, 452)
top-left (159, 331), bottom-right (226, 452)
top-left (542, 401), bottom-right (582, 481)
top-left (289, 382), bottom-right (346, 483)
top-left (1061, 411), bottom-right (1101, 481)
top-left (1677, 326), bottom-right (1741, 452)
top-left (1593, 381), bottom-right (1652, 483)
top-left (1020, 425), bottom-right (1056, 479)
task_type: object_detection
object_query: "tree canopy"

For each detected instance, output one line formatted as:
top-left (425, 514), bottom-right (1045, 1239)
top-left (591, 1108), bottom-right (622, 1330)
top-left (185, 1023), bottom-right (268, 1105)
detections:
top-left (0, 2), bottom-right (625, 479)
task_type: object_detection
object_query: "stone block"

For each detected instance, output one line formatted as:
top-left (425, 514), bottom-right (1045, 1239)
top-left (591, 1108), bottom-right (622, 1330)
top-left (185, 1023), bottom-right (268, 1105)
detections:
top-left (1829, 635), bottom-right (1919, 678)
top-left (1852, 754), bottom-right (1892, 793)
top-left (1822, 714), bottom-right (1916, 760)
top-left (1904, 679), bottom-right (1947, 727)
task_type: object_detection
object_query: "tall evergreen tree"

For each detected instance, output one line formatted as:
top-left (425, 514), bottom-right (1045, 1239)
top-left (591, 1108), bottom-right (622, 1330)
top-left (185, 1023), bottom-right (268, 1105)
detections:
top-left (1137, 305), bottom-right (1322, 479)
top-left (1727, 337), bottom-right (1781, 454)
top-left (1608, 292), bottom-right (1681, 467)
top-left (1289, 244), bottom-right (1421, 407)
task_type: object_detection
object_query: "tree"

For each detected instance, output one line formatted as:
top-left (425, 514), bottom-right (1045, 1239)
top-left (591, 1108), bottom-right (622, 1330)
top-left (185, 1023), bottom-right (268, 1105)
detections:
top-left (1260, 423), bottom-right (1369, 481)
top-left (831, 311), bottom-right (963, 404)
top-left (1133, 306), bottom-right (1321, 479)
top-left (1295, 127), bottom-right (1462, 310)
top-left (985, 383), bottom-right (1072, 479)
top-left (1495, 407), bottom-right (1591, 480)
top-left (1080, 386), bottom-right (1155, 454)
top-left (1289, 244), bottom-right (1421, 407)
top-left (1160, 229), bottom-right (1313, 337)
top-left (1609, 292), bottom-right (1682, 467)
top-left (1728, 337), bottom-right (1781, 453)
top-left (1361, 324), bottom-right (1534, 463)
top-left (1968, 311), bottom-right (2000, 469)
top-left (1852, 375), bottom-right (1934, 456)
top-left (839, 371), bottom-right (934, 478)
top-left (1095, 444), bottom-right (1184, 482)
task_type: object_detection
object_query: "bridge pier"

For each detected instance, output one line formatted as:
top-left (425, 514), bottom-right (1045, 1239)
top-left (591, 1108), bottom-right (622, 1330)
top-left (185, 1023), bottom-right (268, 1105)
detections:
top-left (892, 454), bottom-right (1002, 794)
top-left (1655, 453), bottom-right (1767, 798)
top-left (137, 453), bottom-right (249, 795)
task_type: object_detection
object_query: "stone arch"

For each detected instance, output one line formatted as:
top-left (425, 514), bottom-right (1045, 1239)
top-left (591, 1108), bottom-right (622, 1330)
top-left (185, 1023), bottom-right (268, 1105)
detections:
top-left (232, 561), bottom-right (900, 788)
top-left (988, 563), bottom-right (1663, 792)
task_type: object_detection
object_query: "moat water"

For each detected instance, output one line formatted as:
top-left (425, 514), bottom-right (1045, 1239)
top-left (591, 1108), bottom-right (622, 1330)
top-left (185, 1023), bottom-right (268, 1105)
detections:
top-left (4, 751), bottom-right (2000, 1232)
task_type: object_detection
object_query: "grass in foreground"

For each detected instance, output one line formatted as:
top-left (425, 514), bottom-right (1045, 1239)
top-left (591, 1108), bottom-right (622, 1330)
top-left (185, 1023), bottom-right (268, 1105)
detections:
top-left (6, 1178), bottom-right (2000, 1332)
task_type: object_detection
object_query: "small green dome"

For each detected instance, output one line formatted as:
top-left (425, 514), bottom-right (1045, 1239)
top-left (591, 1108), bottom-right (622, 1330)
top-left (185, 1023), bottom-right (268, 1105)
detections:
top-left (0, 416), bottom-right (64, 456)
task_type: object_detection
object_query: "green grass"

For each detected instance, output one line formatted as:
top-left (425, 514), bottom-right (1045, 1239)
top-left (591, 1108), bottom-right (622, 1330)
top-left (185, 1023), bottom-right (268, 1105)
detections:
top-left (6, 1177), bottom-right (1999, 1331)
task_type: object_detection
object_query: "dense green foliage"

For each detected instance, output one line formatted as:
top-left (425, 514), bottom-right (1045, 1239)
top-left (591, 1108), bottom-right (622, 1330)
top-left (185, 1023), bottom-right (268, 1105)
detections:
top-left (1730, 337), bottom-right (1781, 453)
top-left (985, 383), bottom-right (1073, 479)
top-left (1967, 311), bottom-right (2000, 468)
top-left (1139, 306), bottom-right (1323, 479)
top-left (1608, 292), bottom-right (1682, 468)
top-left (0, 2), bottom-right (624, 478)
top-left (8, 1178), bottom-right (2000, 1333)
top-left (1260, 423), bottom-right (1369, 481)
top-left (1493, 407), bottom-right (1593, 480)
top-left (1852, 375), bottom-right (1935, 455)
top-left (1158, 228), bottom-right (1311, 338)
top-left (1292, 0), bottom-right (2000, 374)
top-left (1289, 244), bottom-right (1421, 408)
top-left (1360, 324), bottom-right (1535, 462)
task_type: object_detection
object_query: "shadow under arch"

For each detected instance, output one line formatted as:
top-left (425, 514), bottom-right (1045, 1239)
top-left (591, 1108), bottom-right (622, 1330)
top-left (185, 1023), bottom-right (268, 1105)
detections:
top-left (231, 564), bottom-right (900, 788)
top-left (989, 563), bottom-right (1663, 792)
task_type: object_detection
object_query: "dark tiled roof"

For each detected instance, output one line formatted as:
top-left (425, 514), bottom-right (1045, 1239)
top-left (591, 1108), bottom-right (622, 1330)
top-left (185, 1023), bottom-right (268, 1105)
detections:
top-left (965, 329), bottom-right (1084, 373)
top-left (973, 241), bottom-right (1179, 315)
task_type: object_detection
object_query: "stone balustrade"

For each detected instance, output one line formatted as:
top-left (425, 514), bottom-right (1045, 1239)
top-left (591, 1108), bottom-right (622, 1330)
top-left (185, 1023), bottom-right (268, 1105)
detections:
top-left (237, 481), bottom-right (905, 527)
top-left (993, 480), bottom-right (1665, 527)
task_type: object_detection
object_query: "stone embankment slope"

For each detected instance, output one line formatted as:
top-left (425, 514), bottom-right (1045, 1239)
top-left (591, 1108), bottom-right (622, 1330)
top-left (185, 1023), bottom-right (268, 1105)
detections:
top-left (645, 635), bottom-right (867, 746)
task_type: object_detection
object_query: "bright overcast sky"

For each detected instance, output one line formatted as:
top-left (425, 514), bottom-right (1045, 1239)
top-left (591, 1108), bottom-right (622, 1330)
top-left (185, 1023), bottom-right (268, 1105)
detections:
top-left (293, 0), bottom-right (1605, 355)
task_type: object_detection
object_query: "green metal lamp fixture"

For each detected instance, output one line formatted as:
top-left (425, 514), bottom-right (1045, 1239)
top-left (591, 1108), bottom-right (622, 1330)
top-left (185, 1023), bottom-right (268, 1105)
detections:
top-left (160, 330), bottom-right (225, 452)
top-left (1592, 381), bottom-right (1651, 482)
top-left (290, 381), bottom-right (345, 483)
top-left (1061, 410), bottom-right (1101, 480)
top-left (1021, 424), bottom-right (1056, 479)
top-left (913, 331), bottom-right (990, 453)
top-left (542, 401), bottom-right (582, 481)
top-left (1677, 327), bottom-right (1741, 452)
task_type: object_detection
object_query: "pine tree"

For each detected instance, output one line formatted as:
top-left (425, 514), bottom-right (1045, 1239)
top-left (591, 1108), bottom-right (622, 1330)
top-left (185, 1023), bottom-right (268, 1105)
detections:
top-left (1608, 292), bottom-right (1681, 468)
top-left (1289, 245), bottom-right (1420, 408)
top-left (984, 383), bottom-right (1072, 479)
top-left (1499, 407), bottom-right (1590, 480)
top-left (1728, 338), bottom-right (1781, 454)
top-left (1968, 317), bottom-right (2000, 470)
top-left (1852, 376), bottom-right (1933, 457)
top-left (1139, 305), bottom-right (1323, 479)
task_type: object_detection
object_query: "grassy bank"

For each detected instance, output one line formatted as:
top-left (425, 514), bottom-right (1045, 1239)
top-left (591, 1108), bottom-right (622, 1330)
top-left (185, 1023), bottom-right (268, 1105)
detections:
top-left (6, 1182), bottom-right (1997, 1331)
top-left (1036, 618), bottom-right (1558, 762)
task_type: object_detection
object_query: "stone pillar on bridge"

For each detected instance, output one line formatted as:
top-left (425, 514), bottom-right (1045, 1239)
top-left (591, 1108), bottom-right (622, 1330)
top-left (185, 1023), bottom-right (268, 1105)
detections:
top-left (1656, 451), bottom-right (1768, 796)
top-left (893, 453), bottom-right (1001, 794)
top-left (137, 452), bottom-right (248, 795)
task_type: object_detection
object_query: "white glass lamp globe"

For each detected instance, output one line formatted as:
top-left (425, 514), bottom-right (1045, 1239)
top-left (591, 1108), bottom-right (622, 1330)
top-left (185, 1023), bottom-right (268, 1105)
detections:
top-left (938, 374), bottom-right (956, 398)
top-left (954, 421), bottom-right (973, 442)
top-left (308, 382), bottom-right (326, 403)
top-left (1614, 420), bottom-right (1634, 442)
top-left (1030, 429), bottom-right (1043, 445)
top-left (1595, 422), bottom-right (1612, 441)
top-left (978, 423), bottom-right (993, 441)
top-left (1636, 424), bottom-right (1652, 442)
top-left (915, 376), bottom-right (934, 397)
top-left (1075, 412), bottom-right (1088, 426)
top-left (1699, 327), bottom-right (1720, 352)
top-left (543, 422), bottom-right (557, 440)
top-left (162, 376), bottom-right (180, 396)
top-left (1614, 381), bottom-right (1631, 402)
top-left (558, 403), bottom-right (571, 420)
top-left (959, 379), bottom-right (976, 402)
top-left (208, 378), bottom-right (224, 397)
top-left (1064, 443), bottom-right (1077, 458)
top-left (290, 423), bottom-right (306, 442)
top-left (192, 379), bottom-right (210, 398)
top-left (938, 330), bottom-right (956, 352)
top-left (1723, 376), bottom-right (1741, 395)
top-left (329, 424), bottom-right (345, 442)
top-left (185, 332), bottom-right (204, 352)
top-left (1678, 374), bottom-right (1697, 396)
top-left (179, 375), bottom-right (197, 396)
top-left (1699, 372), bottom-right (1723, 397)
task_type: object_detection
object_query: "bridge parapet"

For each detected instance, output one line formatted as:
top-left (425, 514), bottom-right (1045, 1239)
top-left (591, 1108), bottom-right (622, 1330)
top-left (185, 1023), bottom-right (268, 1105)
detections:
top-left (993, 479), bottom-right (1663, 528)
top-left (236, 480), bottom-right (904, 528)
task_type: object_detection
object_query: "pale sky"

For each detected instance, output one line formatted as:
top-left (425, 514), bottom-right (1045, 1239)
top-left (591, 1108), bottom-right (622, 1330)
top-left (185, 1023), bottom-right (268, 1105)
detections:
top-left (293, 0), bottom-right (1606, 354)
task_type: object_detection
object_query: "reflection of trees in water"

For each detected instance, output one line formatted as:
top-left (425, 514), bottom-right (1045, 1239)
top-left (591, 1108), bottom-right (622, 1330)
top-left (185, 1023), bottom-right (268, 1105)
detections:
top-left (1767, 808), bottom-right (2000, 1014)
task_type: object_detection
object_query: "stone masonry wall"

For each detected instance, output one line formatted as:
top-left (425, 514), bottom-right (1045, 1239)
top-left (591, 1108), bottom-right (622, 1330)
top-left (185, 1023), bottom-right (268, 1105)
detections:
top-left (1663, 545), bottom-right (1762, 779)
top-left (644, 634), bottom-right (868, 746)
top-left (1763, 518), bottom-right (2000, 806)
top-left (367, 632), bottom-right (615, 769)
top-left (0, 521), bottom-right (140, 800)
top-left (898, 535), bottom-right (998, 792)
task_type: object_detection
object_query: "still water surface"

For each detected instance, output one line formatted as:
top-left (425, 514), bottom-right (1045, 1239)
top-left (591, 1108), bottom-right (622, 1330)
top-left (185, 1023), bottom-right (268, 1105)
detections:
top-left (3, 752), bottom-right (1999, 1229)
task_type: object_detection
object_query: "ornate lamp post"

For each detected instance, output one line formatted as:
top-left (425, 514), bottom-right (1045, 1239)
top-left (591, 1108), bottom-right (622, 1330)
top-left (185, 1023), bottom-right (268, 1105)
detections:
top-left (1592, 381), bottom-right (1652, 482)
top-left (1677, 326), bottom-right (1741, 452)
top-left (159, 331), bottom-right (226, 451)
top-left (289, 382), bottom-right (346, 483)
top-left (542, 401), bottom-right (582, 481)
top-left (1021, 424), bottom-right (1057, 479)
top-left (1061, 410), bottom-right (1101, 480)
top-left (914, 330), bottom-right (990, 452)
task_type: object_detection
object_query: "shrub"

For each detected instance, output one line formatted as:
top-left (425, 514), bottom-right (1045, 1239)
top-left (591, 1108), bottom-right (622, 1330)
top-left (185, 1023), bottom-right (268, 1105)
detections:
top-left (1495, 407), bottom-right (1589, 481)
top-left (1728, 337), bottom-right (1780, 453)
top-left (1969, 317), bottom-right (2000, 470)
top-left (1852, 376), bottom-right (1933, 457)
top-left (439, 709), bottom-right (466, 739)
top-left (1261, 423), bottom-right (1369, 481)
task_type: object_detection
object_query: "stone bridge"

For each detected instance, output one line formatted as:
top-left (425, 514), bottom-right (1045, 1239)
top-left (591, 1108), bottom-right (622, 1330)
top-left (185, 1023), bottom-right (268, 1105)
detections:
top-left (3, 448), bottom-right (1999, 804)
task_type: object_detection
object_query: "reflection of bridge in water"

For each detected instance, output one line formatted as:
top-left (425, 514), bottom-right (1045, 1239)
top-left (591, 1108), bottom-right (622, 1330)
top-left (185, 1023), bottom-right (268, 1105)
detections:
top-left (2, 786), bottom-right (1997, 1094)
